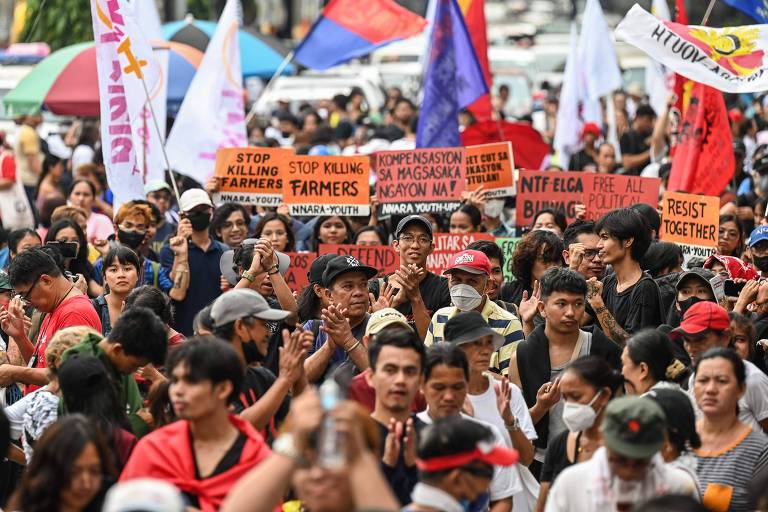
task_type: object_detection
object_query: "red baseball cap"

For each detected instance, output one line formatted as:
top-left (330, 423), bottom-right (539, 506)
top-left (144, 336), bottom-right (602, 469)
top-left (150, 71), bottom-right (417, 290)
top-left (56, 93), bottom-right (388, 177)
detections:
top-left (670, 301), bottom-right (730, 339)
top-left (728, 108), bottom-right (745, 124)
top-left (416, 441), bottom-right (519, 472)
top-left (444, 250), bottom-right (492, 276)
top-left (581, 122), bottom-right (601, 139)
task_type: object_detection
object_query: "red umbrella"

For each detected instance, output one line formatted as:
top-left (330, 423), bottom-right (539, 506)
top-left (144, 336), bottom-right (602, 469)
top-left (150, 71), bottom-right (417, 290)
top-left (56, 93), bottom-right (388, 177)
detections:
top-left (461, 120), bottom-right (550, 170)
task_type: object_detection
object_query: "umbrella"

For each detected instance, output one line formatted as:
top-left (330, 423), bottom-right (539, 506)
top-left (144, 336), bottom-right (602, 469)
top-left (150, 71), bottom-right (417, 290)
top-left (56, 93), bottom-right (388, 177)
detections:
top-left (3, 41), bottom-right (203, 117)
top-left (162, 18), bottom-right (295, 78)
top-left (461, 120), bottom-right (550, 170)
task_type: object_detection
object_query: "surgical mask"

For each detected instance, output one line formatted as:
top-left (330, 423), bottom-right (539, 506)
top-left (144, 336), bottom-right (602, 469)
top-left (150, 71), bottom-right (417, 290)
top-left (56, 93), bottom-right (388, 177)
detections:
top-left (678, 296), bottom-right (704, 316)
top-left (562, 389), bottom-right (602, 432)
top-left (450, 284), bottom-right (483, 311)
top-left (187, 211), bottom-right (211, 231)
top-left (484, 199), bottom-right (505, 219)
top-left (753, 254), bottom-right (768, 272)
top-left (242, 339), bottom-right (264, 364)
top-left (118, 229), bottom-right (145, 250)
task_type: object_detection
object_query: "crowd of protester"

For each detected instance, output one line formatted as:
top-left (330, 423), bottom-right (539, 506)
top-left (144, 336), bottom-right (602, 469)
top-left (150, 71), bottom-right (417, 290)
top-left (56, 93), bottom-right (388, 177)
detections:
top-left (0, 85), bottom-right (768, 512)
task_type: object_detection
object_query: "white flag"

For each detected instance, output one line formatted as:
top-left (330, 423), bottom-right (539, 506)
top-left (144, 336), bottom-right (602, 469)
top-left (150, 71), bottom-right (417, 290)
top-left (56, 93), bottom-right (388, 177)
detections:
top-left (165, 0), bottom-right (247, 184)
top-left (645, 0), bottom-right (673, 116)
top-left (90, 0), bottom-right (161, 207)
top-left (578, 0), bottom-right (622, 123)
top-left (553, 22), bottom-right (583, 170)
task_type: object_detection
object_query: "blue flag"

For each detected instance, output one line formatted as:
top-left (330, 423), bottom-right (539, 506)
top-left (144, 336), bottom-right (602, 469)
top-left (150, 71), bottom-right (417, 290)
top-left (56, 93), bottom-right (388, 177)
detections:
top-left (416, 0), bottom-right (488, 148)
top-left (721, 0), bottom-right (768, 23)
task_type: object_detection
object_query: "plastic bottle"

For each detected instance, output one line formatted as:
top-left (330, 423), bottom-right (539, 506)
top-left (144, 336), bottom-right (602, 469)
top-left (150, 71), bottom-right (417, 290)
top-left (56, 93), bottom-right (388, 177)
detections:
top-left (317, 378), bottom-right (345, 468)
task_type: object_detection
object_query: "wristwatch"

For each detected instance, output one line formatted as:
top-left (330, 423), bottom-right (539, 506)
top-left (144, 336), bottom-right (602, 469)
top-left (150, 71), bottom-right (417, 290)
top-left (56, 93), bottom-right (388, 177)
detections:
top-left (506, 417), bottom-right (521, 432)
top-left (273, 433), bottom-right (304, 465)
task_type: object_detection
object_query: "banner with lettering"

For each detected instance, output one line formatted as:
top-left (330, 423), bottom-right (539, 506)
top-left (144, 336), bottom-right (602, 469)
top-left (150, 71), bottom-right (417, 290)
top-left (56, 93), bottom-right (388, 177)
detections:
top-left (427, 233), bottom-right (494, 275)
top-left (284, 252), bottom-right (317, 293)
top-left (318, 244), bottom-right (398, 278)
top-left (90, 0), bottom-right (160, 206)
top-left (517, 170), bottom-right (660, 226)
top-left (282, 155), bottom-right (370, 216)
top-left (465, 142), bottom-right (515, 198)
top-left (495, 237), bottom-right (522, 281)
top-left (213, 147), bottom-right (290, 206)
top-left (375, 147), bottom-right (466, 216)
top-left (660, 191), bottom-right (720, 265)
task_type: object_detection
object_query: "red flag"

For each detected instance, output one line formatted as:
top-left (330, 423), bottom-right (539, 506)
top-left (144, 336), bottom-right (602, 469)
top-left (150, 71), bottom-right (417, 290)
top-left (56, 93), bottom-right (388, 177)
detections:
top-left (669, 83), bottom-right (734, 196)
top-left (459, 0), bottom-right (493, 121)
top-left (460, 120), bottom-right (549, 170)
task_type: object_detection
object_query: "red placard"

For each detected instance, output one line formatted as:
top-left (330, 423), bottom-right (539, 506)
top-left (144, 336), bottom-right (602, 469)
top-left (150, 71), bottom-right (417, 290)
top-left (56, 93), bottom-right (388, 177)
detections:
top-left (427, 233), bottom-right (495, 275)
top-left (318, 244), bottom-right (398, 278)
top-left (284, 252), bottom-right (317, 293)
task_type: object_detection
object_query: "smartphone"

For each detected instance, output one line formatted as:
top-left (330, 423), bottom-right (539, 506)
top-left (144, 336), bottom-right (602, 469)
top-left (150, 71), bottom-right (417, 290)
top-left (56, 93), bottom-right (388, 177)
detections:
top-left (724, 280), bottom-right (747, 297)
top-left (45, 241), bottom-right (78, 259)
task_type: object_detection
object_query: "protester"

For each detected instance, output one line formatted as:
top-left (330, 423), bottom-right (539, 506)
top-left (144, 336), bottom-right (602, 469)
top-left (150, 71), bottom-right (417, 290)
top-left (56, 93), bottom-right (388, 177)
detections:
top-left (665, 268), bottom-right (717, 332)
top-left (210, 202), bottom-right (250, 249)
top-left (67, 179), bottom-right (113, 243)
top-left (465, 240), bottom-right (509, 306)
top-left (718, 214), bottom-right (745, 257)
top-left (311, 215), bottom-right (352, 250)
top-left (749, 225), bottom-right (768, 279)
top-left (449, 204), bottom-right (483, 234)
top-left (621, 330), bottom-right (682, 395)
top-left (569, 123), bottom-right (600, 171)
top-left (5, 227), bottom-right (41, 263)
top-left (729, 311), bottom-right (766, 373)
top-left (297, 253), bottom-right (336, 324)
top-left (531, 209), bottom-right (567, 236)
top-left (693, 348), bottom-right (768, 511)
top-left (123, 285), bottom-right (185, 349)
top-left (503, 230), bottom-right (564, 306)
top-left (44, 218), bottom-right (101, 296)
top-left (620, 104), bottom-right (656, 175)
top-left (253, 212), bottom-right (296, 252)
top-left (90, 246), bottom-right (140, 336)
top-left (562, 220), bottom-right (605, 281)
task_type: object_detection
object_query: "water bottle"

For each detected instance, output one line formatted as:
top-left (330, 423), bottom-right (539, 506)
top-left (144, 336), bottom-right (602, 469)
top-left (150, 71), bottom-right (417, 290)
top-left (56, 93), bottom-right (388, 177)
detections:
top-left (317, 378), bottom-right (345, 468)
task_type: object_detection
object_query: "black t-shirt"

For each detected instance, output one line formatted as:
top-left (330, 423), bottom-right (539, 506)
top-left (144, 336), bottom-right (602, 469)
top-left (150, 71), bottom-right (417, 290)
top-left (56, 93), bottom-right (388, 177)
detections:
top-left (540, 429), bottom-right (575, 484)
top-left (569, 149), bottom-right (596, 171)
top-left (372, 271), bottom-right (451, 323)
top-left (601, 271), bottom-right (664, 334)
top-left (185, 429), bottom-right (247, 508)
top-left (230, 366), bottom-right (290, 441)
top-left (376, 415), bottom-right (427, 505)
top-left (619, 130), bottom-right (651, 175)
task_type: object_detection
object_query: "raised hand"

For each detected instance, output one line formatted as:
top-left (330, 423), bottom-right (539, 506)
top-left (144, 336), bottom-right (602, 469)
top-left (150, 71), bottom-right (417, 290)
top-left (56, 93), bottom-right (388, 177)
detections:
top-left (518, 280), bottom-right (540, 324)
top-left (279, 328), bottom-right (310, 384)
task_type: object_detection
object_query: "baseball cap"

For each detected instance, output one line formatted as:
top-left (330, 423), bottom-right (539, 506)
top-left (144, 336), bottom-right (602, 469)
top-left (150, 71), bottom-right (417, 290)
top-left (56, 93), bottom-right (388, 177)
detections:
top-left (602, 396), bottom-right (666, 459)
top-left (581, 122), bottom-right (601, 139)
top-left (645, 388), bottom-right (701, 450)
top-left (308, 254), bottom-right (338, 285)
top-left (365, 308), bottom-right (412, 337)
top-left (749, 226), bottom-right (768, 247)
top-left (219, 239), bottom-right (291, 286)
top-left (103, 478), bottom-right (185, 512)
top-left (0, 270), bottom-right (11, 291)
top-left (444, 311), bottom-right (504, 350)
top-left (58, 353), bottom-right (110, 397)
top-left (675, 268), bottom-right (716, 295)
top-left (703, 254), bottom-right (760, 281)
top-left (321, 255), bottom-right (378, 288)
top-left (394, 215), bottom-right (434, 240)
top-left (178, 188), bottom-right (214, 212)
top-left (669, 301), bottom-right (730, 339)
top-left (210, 288), bottom-right (290, 326)
top-left (144, 180), bottom-right (172, 195)
top-left (444, 250), bottom-right (492, 276)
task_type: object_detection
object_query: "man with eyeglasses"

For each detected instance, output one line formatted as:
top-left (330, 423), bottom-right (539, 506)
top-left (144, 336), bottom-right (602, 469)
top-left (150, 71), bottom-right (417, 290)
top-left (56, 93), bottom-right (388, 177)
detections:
top-left (562, 220), bottom-right (605, 281)
top-left (0, 248), bottom-right (101, 390)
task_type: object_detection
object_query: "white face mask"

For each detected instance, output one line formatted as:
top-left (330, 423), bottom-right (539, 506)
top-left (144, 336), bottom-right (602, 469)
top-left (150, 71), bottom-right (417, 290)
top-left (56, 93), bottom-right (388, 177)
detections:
top-left (450, 284), bottom-right (483, 311)
top-left (562, 389), bottom-right (603, 432)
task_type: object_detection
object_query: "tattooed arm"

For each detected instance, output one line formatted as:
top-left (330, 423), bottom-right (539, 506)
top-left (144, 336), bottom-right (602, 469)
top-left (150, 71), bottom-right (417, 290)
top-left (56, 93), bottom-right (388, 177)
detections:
top-left (586, 278), bottom-right (630, 346)
top-left (167, 235), bottom-right (190, 301)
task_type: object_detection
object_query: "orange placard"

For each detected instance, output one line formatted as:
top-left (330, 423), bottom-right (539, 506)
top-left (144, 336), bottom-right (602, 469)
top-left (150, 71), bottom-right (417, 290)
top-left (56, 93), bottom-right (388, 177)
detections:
top-left (284, 252), bottom-right (317, 293)
top-left (465, 142), bottom-right (515, 198)
top-left (318, 244), bottom-right (398, 277)
top-left (282, 155), bottom-right (370, 216)
top-left (659, 191), bottom-right (720, 247)
top-left (213, 147), bottom-right (290, 206)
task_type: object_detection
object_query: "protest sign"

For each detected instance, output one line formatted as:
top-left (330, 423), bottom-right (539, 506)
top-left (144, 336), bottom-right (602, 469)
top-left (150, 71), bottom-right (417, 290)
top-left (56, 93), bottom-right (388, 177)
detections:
top-left (318, 244), bottom-right (398, 277)
top-left (375, 147), bottom-right (466, 216)
top-left (495, 238), bottom-right (522, 281)
top-left (282, 155), bottom-right (371, 216)
top-left (213, 147), bottom-right (289, 206)
top-left (427, 233), bottom-right (495, 275)
top-left (679, 243), bottom-right (718, 268)
top-left (284, 252), bottom-right (317, 293)
top-left (517, 170), bottom-right (661, 225)
top-left (659, 191), bottom-right (719, 247)
top-left (465, 142), bottom-right (515, 198)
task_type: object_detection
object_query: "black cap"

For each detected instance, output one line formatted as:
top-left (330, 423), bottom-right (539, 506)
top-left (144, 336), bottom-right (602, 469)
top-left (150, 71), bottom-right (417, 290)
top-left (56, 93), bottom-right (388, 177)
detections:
top-left (645, 388), bottom-right (701, 449)
top-left (394, 215), bottom-right (433, 240)
top-left (444, 311), bottom-right (504, 350)
top-left (308, 254), bottom-right (338, 285)
top-left (58, 353), bottom-right (110, 397)
top-left (675, 268), bottom-right (716, 297)
top-left (322, 255), bottom-right (378, 287)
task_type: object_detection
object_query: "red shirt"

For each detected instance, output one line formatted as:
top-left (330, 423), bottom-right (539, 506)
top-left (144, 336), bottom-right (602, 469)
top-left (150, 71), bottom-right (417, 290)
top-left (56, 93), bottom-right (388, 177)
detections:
top-left (348, 373), bottom-right (427, 413)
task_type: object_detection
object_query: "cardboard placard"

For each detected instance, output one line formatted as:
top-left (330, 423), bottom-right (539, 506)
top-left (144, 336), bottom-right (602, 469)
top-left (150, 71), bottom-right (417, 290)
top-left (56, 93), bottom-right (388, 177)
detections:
top-left (282, 155), bottom-right (371, 216)
top-left (284, 252), bottom-right (317, 293)
top-left (465, 142), bottom-right (515, 198)
top-left (659, 191), bottom-right (720, 248)
top-left (495, 237), bottom-right (522, 281)
top-left (213, 147), bottom-right (290, 206)
top-left (375, 147), bottom-right (466, 216)
top-left (427, 233), bottom-right (495, 275)
top-left (318, 244), bottom-right (398, 278)
top-left (516, 170), bottom-right (661, 225)
top-left (679, 244), bottom-right (718, 268)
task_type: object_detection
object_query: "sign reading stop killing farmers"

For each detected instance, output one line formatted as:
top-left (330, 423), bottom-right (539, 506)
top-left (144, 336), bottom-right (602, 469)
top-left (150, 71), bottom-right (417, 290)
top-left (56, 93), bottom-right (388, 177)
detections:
top-left (213, 147), bottom-right (289, 206)
top-left (465, 142), bottom-right (515, 198)
top-left (282, 155), bottom-right (370, 216)
top-left (375, 147), bottom-right (466, 216)
top-left (660, 191), bottom-right (720, 264)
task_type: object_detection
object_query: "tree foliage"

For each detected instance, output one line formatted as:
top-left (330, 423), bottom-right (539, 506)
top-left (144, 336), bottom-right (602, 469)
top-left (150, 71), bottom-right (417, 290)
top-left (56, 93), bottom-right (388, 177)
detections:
top-left (19, 0), bottom-right (93, 51)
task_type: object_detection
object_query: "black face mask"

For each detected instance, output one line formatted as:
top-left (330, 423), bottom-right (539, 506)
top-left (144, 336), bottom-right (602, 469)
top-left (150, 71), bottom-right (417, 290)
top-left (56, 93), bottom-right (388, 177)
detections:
top-left (187, 211), bottom-right (211, 232)
top-left (679, 296), bottom-right (705, 316)
top-left (242, 340), bottom-right (264, 364)
top-left (118, 229), bottom-right (146, 250)
top-left (754, 255), bottom-right (768, 272)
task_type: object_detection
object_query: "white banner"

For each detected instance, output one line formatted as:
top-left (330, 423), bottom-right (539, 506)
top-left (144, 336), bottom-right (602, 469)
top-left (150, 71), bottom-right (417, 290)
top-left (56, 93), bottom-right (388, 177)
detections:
top-left (165, 0), bottom-right (247, 185)
top-left (90, 0), bottom-right (160, 207)
top-left (616, 4), bottom-right (768, 94)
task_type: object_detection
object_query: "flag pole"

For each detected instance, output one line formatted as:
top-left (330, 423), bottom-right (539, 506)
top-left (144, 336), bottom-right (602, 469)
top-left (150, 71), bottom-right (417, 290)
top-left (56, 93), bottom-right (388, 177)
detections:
top-left (139, 77), bottom-right (182, 203)
top-left (243, 51), bottom-right (294, 128)
top-left (701, 0), bottom-right (717, 25)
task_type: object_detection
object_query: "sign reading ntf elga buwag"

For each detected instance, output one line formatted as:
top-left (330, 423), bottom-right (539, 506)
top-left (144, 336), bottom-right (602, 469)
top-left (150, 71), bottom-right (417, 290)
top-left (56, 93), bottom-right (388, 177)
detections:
top-left (465, 142), bottom-right (515, 198)
top-left (213, 147), bottom-right (290, 206)
top-left (374, 147), bottom-right (466, 216)
top-left (281, 155), bottom-right (371, 216)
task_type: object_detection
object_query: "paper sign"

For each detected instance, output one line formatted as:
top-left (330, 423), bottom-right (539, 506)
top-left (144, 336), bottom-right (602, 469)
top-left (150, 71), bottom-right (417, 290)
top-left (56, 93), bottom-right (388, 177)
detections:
top-left (465, 142), bottom-right (515, 198)
top-left (517, 170), bottom-right (661, 225)
top-left (659, 191), bottom-right (720, 248)
top-left (282, 155), bottom-right (371, 216)
top-left (375, 147), bottom-right (466, 216)
top-left (284, 252), bottom-right (317, 293)
top-left (427, 233), bottom-right (495, 276)
top-left (679, 244), bottom-right (718, 268)
top-left (213, 147), bottom-right (290, 206)
top-left (495, 237), bottom-right (522, 281)
top-left (318, 244), bottom-right (398, 278)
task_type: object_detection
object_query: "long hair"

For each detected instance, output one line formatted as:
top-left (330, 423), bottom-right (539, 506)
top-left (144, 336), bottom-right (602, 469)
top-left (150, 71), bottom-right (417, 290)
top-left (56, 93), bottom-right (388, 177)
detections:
top-left (44, 218), bottom-right (96, 282)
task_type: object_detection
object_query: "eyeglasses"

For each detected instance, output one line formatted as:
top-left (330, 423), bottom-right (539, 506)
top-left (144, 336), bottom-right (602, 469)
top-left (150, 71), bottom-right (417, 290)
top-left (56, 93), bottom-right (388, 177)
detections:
top-left (583, 249), bottom-right (601, 261)
top-left (398, 234), bottom-right (432, 246)
top-left (14, 275), bottom-right (41, 304)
